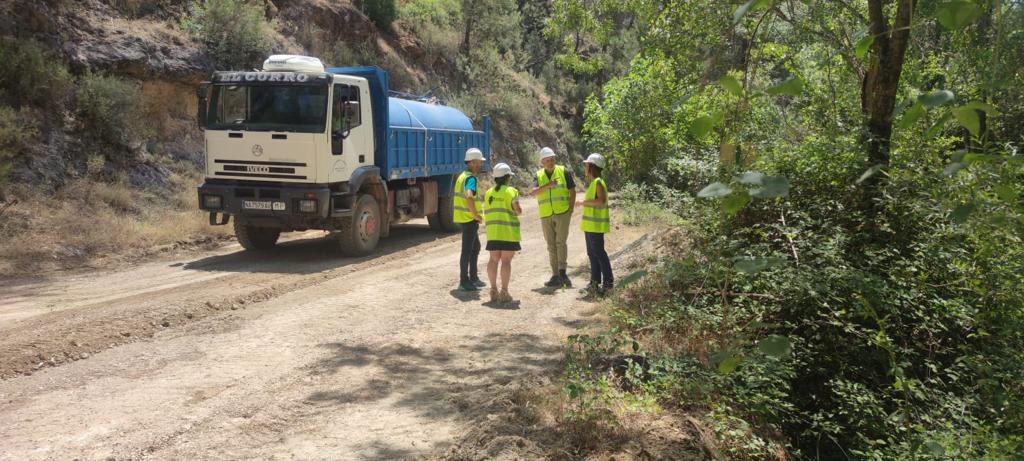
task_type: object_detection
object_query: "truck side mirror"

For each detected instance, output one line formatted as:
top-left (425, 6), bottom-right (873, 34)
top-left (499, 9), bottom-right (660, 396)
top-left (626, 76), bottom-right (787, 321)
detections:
top-left (196, 82), bottom-right (210, 127)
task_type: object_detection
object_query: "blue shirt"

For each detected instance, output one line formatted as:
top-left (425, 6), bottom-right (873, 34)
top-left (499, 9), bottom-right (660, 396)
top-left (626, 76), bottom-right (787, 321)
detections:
top-left (465, 176), bottom-right (477, 195)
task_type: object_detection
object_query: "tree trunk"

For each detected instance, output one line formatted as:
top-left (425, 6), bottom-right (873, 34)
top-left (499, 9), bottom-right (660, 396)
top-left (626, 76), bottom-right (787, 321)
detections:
top-left (853, 0), bottom-right (915, 235)
top-left (861, 0), bottom-right (914, 172)
top-left (461, 1), bottom-right (475, 56)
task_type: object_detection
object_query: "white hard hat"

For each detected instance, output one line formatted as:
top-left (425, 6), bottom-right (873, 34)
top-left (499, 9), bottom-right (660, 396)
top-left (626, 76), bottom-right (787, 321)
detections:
top-left (539, 147), bottom-right (555, 161)
top-left (492, 163), bottom-right (514, 178)
top-left (465, 148), bottom-right (486, 162)
top-left (583, 153), bottom-right (606, 169)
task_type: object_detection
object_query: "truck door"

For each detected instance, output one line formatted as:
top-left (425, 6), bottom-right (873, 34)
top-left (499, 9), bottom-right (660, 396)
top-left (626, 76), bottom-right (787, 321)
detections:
top-left (329, 77), bottom-right (373, 184)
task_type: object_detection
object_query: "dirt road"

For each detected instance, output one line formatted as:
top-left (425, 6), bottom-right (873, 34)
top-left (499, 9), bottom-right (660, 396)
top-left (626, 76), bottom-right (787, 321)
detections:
top-left (0, 199), bottom-right (642, 460)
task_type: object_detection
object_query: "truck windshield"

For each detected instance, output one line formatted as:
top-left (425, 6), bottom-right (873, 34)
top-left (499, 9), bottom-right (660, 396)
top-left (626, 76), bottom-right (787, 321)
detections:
top-left (207, 84), bottom-right (328, 133)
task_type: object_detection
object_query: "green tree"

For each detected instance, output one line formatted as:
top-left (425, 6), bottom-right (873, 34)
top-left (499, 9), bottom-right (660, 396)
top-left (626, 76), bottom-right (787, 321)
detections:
top-left (357, 0), bottom-right (398, 31)
top-left (181, 0), bottom-right (272, 70)
top-left (560, 0), bottom-right (1024, 458)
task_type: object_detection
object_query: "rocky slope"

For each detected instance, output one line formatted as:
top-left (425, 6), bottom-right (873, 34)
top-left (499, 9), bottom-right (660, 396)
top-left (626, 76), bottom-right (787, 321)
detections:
top-left (0, 0), bottom-right (574, 275)
top-left (3, 0), bottom-right (566, 186)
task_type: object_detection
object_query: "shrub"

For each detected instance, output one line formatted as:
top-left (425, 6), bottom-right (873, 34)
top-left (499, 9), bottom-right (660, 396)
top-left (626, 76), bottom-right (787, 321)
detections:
top-left (0, 37), bottom-right (71, 109)
top-left (105, 0), bottom-right (171, 17)
top-left (357, 0), bottom-right (398, 31)
top-left (0, 106), bottom-right (39, 185)
top-left (74, 74), bottom-right (147, 153)
top-left (398, 0), bottom-right (462, 66)
top-left (399, 0), bottom-right (460, 26)
top-left (181, 0), bottom-right (271, 70)
top-left (322, 39), bottom-right (373, 68)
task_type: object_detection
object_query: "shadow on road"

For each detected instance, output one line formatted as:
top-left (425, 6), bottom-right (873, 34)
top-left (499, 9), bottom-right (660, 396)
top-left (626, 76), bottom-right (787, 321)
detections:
top-left (482, 299), bottom-right (521, 310)
top-left (183, 224), bottom-right (452, 275)
top-left (551, 316), bottom-right (588, 329)
top-left (302, 333), bottom-right (561, 424)
top-left (530, 286), bottom-right (559, 296)
top-left (448, 289), bottom-right (481, 302)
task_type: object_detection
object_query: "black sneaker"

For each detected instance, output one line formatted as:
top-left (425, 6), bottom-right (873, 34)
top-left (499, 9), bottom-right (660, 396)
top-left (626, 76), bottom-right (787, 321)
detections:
top-left (544, 275), bottom-right (561, 287)
top-left (471, 279), bottom-right (487, 288)
top-left (578, 282), bottom-right (599, 295)
top-left (560, 274), bottom-right (573, 288)
top-left (459, 282), bottom-right (481, 292)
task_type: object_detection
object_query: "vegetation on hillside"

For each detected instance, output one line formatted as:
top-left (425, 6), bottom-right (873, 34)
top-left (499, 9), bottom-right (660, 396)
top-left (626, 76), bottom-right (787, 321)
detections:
top-left (548, 0), bottom-right (1023, 459)
top-left (0, 0), bottom-right (626, 274)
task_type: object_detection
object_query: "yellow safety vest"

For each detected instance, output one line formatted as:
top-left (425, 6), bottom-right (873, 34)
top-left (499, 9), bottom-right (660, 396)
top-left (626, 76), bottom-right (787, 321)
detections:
top-left (453, 171), bottom-right (479, 224)
top-left (536, 166), bottom-right (571, 218)
top-left (484, 186), bottom-right (521, 242)
top-left (581, 177), bottom-right (610, 233)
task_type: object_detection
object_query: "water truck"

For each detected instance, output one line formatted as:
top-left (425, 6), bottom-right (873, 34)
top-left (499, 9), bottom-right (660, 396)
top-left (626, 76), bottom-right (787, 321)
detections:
top-left (195, 55), bottom-right (490, 255)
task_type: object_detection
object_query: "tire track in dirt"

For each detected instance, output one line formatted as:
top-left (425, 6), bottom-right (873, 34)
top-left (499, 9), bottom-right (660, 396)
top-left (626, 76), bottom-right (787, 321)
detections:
top-left (0, 224), bottom-right (458, 379)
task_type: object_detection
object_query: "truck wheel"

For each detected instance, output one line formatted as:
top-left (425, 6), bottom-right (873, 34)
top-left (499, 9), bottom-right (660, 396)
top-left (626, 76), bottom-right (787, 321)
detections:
top-left (234, 221), bottom-right (281, 251)
top-left (431, 197), bottom-right (460, 233)
top-left (338, 194), bottom-right (380, 256)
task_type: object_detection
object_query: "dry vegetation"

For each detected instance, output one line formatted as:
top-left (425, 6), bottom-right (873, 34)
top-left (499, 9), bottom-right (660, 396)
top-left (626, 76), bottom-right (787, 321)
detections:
top-left (0, 166), bottom-right (231, 277)
top-left (431, 375), bottom-right (706, 460)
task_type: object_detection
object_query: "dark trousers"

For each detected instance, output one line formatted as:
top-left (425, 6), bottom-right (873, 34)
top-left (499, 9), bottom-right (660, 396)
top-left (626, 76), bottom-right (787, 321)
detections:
top-left (585, 232), bottom-right (614, 288)
top-left (460, 221), bottom-right (480, 283)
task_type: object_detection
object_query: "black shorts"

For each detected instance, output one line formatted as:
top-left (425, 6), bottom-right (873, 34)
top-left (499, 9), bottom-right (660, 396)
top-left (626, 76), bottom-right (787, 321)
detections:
top-left (485, 241), bottom-right (521, 251)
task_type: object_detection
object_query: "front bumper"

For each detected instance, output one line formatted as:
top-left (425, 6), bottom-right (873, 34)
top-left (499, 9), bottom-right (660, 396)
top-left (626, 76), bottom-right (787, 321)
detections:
top-left (198, 181), bottom-right (334, 230)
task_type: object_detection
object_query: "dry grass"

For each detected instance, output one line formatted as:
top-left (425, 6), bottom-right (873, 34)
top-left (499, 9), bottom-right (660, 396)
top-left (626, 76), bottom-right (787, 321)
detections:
top-left (0, 170), bottom-right (231, 277)
top-left (432, 375), bottom-right (705, 460)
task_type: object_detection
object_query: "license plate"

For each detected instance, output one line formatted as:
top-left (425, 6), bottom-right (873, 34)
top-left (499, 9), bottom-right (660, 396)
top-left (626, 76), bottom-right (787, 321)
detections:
top-left (243, 201), bottom-right (286, 211)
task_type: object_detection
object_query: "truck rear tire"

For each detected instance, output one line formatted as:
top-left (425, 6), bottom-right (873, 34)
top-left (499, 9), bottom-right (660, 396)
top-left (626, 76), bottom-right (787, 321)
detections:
top-left (234, 221), bottom-right (281, 251)
top-left (338, 194), bottom-right (380, 256)
top-left (430, 197), bottom-right (460, 233)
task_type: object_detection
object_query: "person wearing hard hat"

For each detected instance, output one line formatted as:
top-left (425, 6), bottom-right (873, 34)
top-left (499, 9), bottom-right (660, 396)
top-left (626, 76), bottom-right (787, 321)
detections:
top-left (483, 163), bottom-right (523, 303)
top-left (577, 153), bottom-right (613, 296)
top-left (530, 147), bottom-right (577, 288)
top-left (454, 148), bottom-right (487, 292)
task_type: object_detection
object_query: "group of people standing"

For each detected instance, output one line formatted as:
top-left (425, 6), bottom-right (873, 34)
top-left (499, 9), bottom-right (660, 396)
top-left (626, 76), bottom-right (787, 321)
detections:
top-left (453, 147), bottom-right (614, 304)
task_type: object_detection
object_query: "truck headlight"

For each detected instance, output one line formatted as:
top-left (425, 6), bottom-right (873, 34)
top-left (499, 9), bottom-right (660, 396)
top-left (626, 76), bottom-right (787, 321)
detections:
top-left (202, 194), bottom-right (223, 209)
top-left (299, 199), bottom-right (318, 213)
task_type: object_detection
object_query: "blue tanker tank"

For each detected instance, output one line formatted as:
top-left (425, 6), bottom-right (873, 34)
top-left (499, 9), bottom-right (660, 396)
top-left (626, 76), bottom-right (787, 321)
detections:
top-left (326, 66), bottom-right (490, 182)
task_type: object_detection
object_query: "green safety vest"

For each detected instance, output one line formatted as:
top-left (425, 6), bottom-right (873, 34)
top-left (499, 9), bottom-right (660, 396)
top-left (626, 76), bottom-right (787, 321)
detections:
top-left (581, 177), bottom-right (610, 233)
top-left (453, 171), bottom-right (480, 224)
top-left (484, 186), bottom-right (521, 242)
top-left (536, 166), bottom-right (571, 218)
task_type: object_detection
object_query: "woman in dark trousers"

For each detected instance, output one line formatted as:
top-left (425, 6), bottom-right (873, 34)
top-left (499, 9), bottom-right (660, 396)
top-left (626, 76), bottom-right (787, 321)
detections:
top-left (576, 153), bottom-right (613, 296)
top-left (454, 148), bottom-right (487, 291)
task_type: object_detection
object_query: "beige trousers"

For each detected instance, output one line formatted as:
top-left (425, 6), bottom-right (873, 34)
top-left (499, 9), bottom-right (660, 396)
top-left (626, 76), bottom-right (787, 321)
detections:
top-left (541, 211), bottom-right (572, 274)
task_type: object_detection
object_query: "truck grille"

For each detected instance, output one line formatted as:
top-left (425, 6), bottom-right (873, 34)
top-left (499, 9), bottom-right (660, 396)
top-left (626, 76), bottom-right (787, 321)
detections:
top-left (214, 159), bottom-right (308, 180)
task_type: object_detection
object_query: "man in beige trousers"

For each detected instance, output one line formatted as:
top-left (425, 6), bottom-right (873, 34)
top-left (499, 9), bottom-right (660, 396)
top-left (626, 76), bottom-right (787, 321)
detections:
top-left (530, 147), bottom-right (577, 288)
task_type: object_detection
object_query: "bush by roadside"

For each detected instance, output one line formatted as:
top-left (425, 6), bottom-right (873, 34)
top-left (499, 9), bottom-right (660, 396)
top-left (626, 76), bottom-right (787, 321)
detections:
top-left (0, 36), bottom-right (71, 110)
top-left (74, 73), bottom-right (149, 156)
top-left (180, 0), bottom-right (272, 70)
top-left (0, 106), bottom-right (39, 188)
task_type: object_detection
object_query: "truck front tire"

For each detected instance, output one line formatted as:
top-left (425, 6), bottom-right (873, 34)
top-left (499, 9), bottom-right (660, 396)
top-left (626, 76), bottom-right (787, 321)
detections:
top-left (338, 194), bottom-right (380, 256)
top-left (234, 221), bottom-right (281, 251)
top-left (429, 196), bottom-right (460, 233)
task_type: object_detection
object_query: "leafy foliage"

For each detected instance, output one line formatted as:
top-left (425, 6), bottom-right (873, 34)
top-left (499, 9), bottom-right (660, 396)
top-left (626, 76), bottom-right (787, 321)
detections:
top-left (356, 0), bottom-right (398, 31)
top-left (559, 0), bottom-right (1024, 458)
top-left (0, 37), bottom-right (71, 109)
top-left (74, 73), bottom-right (148, 156)
top-left (181, 0), bottom-right (271, 70)
top-left (0, 106), bottom-right (38, 185)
